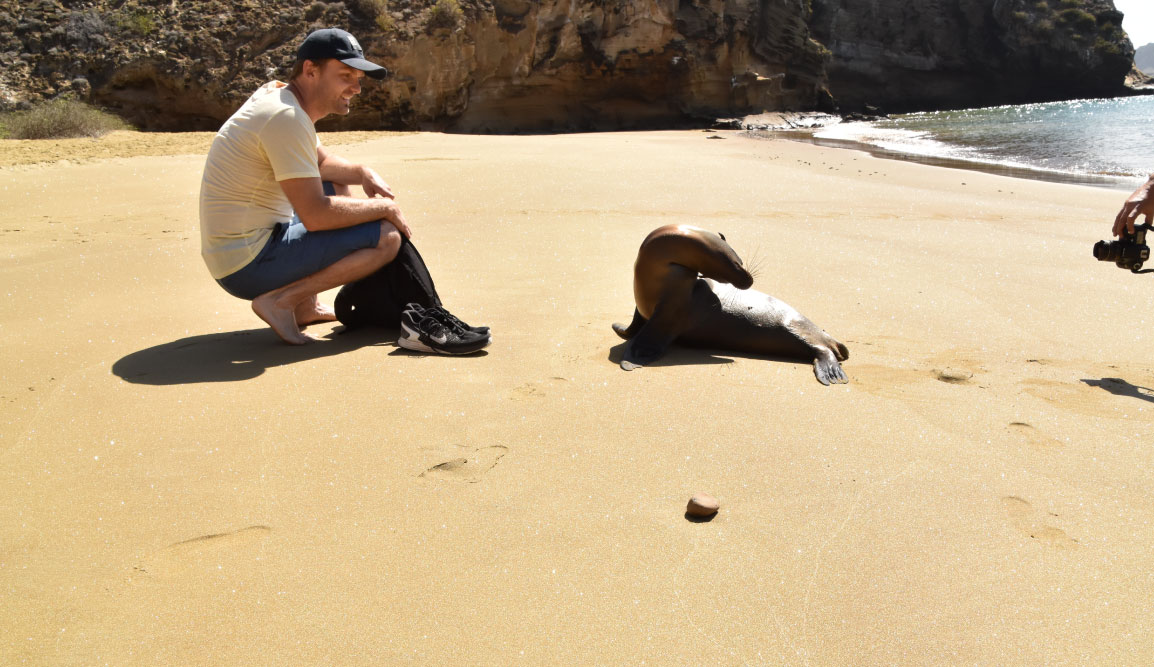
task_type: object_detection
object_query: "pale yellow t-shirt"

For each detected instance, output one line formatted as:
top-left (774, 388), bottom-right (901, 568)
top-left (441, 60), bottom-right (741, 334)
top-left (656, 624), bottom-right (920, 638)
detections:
top-left (199, 81), bottom-right (320, 279)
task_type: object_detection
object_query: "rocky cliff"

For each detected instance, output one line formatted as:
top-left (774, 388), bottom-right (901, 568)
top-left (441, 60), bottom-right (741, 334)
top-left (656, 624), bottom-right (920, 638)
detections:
top-left (809, 0), bottom-right (1137, 112)
top-left (0, 0), bottom-right (1140, 131)
top-left (0, 0), bottom-right (831, 132)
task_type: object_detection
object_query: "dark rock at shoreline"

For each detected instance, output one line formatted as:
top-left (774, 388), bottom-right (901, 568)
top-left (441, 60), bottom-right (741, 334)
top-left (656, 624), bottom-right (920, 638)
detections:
top-left (1126, 64), bottom-right (1154, 91)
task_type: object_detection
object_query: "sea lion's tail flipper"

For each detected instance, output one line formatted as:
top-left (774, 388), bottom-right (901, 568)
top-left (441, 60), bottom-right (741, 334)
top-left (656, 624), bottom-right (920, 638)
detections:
top-left (813, 349), bottom-right (849, 385)
top-left (612, 309), bottom-right (646, 340)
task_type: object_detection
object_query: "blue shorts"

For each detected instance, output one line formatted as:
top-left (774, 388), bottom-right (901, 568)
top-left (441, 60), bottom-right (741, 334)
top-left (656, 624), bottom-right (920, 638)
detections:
top-left (217, 215), bottom-right (382, 300)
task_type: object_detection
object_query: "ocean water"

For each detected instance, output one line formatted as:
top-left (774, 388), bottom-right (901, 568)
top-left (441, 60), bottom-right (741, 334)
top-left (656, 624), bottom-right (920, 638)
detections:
top-left (808, 96), bottom-right (1154, 190)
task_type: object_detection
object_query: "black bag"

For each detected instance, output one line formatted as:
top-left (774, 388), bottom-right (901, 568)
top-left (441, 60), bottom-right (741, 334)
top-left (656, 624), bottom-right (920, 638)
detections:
top-left (334, 237), bottom-right (442, 329)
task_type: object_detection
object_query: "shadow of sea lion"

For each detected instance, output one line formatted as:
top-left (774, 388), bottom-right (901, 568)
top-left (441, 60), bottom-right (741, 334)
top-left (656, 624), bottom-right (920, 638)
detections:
top-left (1081, 377), bottom-right (1154, 404)
top-left (607, 340), bottom-right (813, 370)
top-left (112, 327), bottom-right (394, 385)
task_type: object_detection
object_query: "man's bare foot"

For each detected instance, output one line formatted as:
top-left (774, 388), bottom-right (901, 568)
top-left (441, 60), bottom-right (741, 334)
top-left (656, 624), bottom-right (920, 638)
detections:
top-left (252, 293), bottom-right (313, 345)
top-left (295, 298), bottom-right (337, 328)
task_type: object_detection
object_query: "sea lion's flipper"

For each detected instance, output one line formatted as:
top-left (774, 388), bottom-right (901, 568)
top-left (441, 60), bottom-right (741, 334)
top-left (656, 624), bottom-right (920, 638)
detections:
top-left (612, 309), bottom-right (646, 340)
top-left (813, 349), bottom-right (849, 386)
top-left (622, 328), bottom-right (675, 370)
top-left (620, 299), bottom-right (688, 371)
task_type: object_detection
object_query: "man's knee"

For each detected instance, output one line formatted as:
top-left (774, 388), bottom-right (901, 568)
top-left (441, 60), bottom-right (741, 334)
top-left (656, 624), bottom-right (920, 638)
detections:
top-left (375, 222), bottom-right (402, 262)
top-left (324, 181), bottom-right (352, 197)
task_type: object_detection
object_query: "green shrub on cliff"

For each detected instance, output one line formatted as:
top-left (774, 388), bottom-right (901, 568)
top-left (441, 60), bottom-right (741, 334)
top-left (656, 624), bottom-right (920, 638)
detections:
top-left (1094, 36), bottom-right (1123, 56)
top-left (114, 8), bottom-right (155, 36)
top-left (347, 0), bottom-right (393, 31)
top-left (1033, 18), bottom-right (1055, 35)
top-left (1058, 8), bottom-right (1096, 32)
top-left (427, 0), bottom-right (463, 32)
top-left (2, 99), bottom-right (129, 140)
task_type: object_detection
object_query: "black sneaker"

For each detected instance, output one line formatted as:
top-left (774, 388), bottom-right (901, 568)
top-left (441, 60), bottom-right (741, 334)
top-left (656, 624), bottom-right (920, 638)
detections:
top-left (398, 309), bottom-right (490, 355)
top-left (404, 303), bottom-right (490, 336)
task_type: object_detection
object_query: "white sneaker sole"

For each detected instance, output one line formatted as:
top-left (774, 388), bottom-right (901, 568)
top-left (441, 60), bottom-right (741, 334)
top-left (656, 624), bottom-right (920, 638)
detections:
top-left (398, 323), bottom-right (490, 355)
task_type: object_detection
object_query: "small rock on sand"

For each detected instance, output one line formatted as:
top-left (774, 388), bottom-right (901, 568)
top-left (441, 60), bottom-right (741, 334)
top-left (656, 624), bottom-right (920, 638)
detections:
top-left (687, 493), bottom-right (720, 517)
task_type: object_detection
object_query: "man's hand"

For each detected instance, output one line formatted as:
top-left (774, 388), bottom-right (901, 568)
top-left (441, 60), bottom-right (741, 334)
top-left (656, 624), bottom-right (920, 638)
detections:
top-left (361, 166), bottom-right (395, 200)
top-left (281, 176), bottom-right (411, 238)
top-left (358, 166), bottom-right (409, 238)
top-left (381, 199), bottom-right (412, 239)
top-left (1113, 176), bottom-right (1154, 237)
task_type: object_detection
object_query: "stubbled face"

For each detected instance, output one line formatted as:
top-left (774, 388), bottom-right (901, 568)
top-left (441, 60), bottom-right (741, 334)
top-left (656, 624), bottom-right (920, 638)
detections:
top-left (314, 60), bottom-right (364, 117)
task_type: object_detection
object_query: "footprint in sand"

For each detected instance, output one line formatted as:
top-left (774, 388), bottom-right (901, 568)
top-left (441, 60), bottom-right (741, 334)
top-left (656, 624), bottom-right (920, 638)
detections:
top-left (852, 363), bottom-right (980, 401)
top-left (509, 377), bottom-right (568, 401)
top-left (1002, 496), bottom-right (1076, 548)
top-left (1006, 422), bottom-right (1062, 449)
top-left (420, 445), bottom-right (508, 483)
top-left (510, 383), bottom-right (546, 400)
top-left (933, 367), bottom-right (974, 385)
top-left (1023, 378), bottom-right (1143, 419)
top-left (846, 364), bottom-right (930, 400)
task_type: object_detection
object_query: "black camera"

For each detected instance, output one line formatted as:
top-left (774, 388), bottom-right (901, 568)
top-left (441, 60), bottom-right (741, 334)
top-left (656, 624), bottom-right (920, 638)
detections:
top-left (1094, 224), bottom-right (1150, 272)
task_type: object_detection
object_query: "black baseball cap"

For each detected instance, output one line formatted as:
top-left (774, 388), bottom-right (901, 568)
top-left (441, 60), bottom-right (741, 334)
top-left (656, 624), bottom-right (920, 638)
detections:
top-left (297, 28), bottom-right (388, 80)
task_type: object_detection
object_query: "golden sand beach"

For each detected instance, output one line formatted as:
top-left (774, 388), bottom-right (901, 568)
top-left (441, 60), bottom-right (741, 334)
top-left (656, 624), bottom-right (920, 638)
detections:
top-left (1, 129), bottom-right (1151, 663)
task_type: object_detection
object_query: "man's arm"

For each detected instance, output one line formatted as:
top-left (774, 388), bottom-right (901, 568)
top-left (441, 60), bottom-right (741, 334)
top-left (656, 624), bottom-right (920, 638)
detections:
top-left (279, 145), bottom-right (410, 237)
top-left (1113, 174), bottom-right (1154, 237)
top-left (317, 145), bottom-right (395, 199)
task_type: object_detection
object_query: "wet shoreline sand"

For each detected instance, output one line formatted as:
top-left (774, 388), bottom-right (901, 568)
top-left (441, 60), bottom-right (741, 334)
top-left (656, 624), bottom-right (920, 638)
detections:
top-left (763, 131), bottom-right (1141, 191)
top-left (2, 129), bottom-right (1151, 663)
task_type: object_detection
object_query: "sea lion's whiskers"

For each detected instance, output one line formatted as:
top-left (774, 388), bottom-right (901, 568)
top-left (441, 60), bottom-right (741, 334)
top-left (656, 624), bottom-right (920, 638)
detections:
top-left (744, 244), bottom-right (768, 282)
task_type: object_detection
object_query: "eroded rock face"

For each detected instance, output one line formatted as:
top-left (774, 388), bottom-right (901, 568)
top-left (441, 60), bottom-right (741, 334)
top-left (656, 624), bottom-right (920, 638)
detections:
top-left (386, 0), bottom-right (832, 132)
top-left (0, 0), bottom-right (1138, 130)
top-left (0, 0), bottom-right (831, 131)
top-left (809, 0), bottom-right (1136, 112)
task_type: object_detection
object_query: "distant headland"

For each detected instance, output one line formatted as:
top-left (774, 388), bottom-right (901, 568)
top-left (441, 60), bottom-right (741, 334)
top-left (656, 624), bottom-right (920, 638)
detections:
top-left (1136, 43), bottom-right (1154, 75)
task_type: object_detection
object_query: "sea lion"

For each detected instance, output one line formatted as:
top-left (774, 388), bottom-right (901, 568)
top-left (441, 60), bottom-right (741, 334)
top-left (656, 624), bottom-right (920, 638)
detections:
top-left (612, 224), bottom-right (849, 385)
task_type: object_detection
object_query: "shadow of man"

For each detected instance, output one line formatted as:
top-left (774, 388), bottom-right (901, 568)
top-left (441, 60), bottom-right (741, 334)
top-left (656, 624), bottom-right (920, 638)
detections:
top-left (1081, 377), bottom-right (1154, 404)
top-left (112, 326), bottom-right (394, 385)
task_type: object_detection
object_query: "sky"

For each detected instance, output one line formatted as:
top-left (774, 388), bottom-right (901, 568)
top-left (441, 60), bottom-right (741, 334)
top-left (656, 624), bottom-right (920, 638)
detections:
top-left (1114, 0), bottom-right (1153, 48)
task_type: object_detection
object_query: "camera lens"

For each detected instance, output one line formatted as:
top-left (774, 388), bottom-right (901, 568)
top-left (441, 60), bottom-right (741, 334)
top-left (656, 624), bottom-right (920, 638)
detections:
top-left (1093, 240), bottom-right (1119, 262)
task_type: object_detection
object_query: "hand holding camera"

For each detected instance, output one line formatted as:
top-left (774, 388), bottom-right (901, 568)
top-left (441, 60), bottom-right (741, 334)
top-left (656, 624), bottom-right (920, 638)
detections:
top-left (1113, 174), bottom-right (1154, 238)
top-left (1096, 175), bottom-right (1154, 273)
top-left (1094, 224), bottom-right (1150, 272)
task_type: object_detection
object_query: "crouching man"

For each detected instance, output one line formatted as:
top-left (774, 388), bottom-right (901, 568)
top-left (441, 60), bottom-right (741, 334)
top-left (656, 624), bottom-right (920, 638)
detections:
top-left (198, 28), bottom-right (488, 354)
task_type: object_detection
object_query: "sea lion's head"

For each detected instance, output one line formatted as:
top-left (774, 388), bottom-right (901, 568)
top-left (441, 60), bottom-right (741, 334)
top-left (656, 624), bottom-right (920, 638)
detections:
top-left (641, 225), bottom-right (754, 289)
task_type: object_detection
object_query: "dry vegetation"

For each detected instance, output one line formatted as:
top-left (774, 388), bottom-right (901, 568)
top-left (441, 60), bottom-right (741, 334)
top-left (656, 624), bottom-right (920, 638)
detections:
top-left (1, 99), bottom-right (128, 140)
